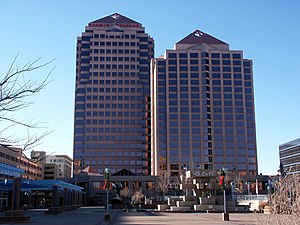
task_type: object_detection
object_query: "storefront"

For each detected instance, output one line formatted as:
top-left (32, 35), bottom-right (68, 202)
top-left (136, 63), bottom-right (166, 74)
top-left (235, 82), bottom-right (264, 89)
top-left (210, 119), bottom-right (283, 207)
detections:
top-left (0, 179), bottom-right (83, 210)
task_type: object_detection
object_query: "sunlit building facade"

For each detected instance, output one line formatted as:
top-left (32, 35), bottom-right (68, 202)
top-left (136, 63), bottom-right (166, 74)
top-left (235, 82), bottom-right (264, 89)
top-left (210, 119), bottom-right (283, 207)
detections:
top-left (73, 13), bottom-right (154, 175)
top-left (0, 146), bottom-right (42, 180)
top-left (279, 138), bottom-right (300, 174)
top-left (151, 30), bottom-right (257, 178)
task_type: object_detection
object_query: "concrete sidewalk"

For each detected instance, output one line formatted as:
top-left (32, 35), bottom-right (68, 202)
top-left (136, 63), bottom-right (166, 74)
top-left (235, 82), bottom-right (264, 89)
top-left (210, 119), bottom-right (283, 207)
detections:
top-left (0, 207), bottom-right (115, 225)
top-left (0, 207), bottom-right (269, 225)
top-left (113, 211), bottom-right (267, 225)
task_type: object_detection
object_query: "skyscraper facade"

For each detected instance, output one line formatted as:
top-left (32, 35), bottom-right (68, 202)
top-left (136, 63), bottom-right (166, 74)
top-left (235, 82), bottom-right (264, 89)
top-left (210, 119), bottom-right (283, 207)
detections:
top-left (73, 13), bottom-right (154, 175)
top-left (151, 30), bottom-right (257, 178)
top-left (279, 138), bottom-right (300, 174)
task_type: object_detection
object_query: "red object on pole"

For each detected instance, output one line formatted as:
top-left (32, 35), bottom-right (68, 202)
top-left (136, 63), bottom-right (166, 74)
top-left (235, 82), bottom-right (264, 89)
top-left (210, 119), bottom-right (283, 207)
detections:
top-left (219, 175), bottom-right (225, 186)
top-left (101, 180), bottom-right (109, 190)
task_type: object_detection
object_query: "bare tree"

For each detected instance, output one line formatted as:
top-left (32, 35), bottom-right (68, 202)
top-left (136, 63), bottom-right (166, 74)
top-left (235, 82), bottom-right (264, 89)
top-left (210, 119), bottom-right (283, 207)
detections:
top-left (120, 186), bottom-right (132, 199)
top-left (131, 188), bottom-right (144, 205)
top-left (120, 186), bottom-right (132, 210)
top-left (157, 170), bottom-right (170, 200)
top-left (256, 166), bottom-right (300, 225)
top-left (0, 54), bottom-right (54, 159)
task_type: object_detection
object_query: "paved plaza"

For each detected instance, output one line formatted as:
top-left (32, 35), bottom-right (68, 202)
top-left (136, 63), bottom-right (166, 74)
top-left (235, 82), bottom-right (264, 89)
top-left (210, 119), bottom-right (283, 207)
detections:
top-left (0, 207), bottom-right (271, 225)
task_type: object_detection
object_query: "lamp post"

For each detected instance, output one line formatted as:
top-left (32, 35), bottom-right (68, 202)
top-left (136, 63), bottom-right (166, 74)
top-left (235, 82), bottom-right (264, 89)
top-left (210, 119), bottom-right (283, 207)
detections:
top-left (220, 168), bottom-right (229, 221)
top-left (104, 167), bottom-right (110, 221)
top-left (246, 181), bottom-right (251, 196)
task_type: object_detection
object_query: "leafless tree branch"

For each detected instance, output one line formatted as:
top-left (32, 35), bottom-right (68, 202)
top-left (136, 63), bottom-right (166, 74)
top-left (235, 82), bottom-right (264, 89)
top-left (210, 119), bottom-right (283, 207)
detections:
top-left (0, 54), bottom-right (55, 157)
top-left (258, 166), bottom-right (300, 224)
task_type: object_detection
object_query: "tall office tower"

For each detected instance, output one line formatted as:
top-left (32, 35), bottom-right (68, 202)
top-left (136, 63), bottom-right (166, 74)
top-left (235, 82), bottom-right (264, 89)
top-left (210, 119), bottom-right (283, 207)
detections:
top-left (279, 138), bottom-right (300, 174)
top-left (73, 13), bottom-right (154, 175)
top-left (151, 30), bottom-right (257, 178)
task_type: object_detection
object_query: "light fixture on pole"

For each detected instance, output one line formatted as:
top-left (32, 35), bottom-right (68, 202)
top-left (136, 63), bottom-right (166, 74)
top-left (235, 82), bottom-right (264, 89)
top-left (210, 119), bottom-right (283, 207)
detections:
top-left (220, 168), bottom-right (229, 221)
top-left (104, 167), bottom-right (110, 221)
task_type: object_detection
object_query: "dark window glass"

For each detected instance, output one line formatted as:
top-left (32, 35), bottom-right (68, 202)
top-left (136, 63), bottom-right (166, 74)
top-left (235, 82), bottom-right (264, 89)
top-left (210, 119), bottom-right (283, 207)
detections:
top-left (190, 53), bottom-right (198, 58)
top-left (179, 59), bottom-right (187, 64)
top-left (234, 74), bottom-right (242, 79)
top-left (233, 60), bottom-right (241, 65)
top-left (222, 60), bottom-right (230, 65)
top-left (201, 52), bottom-right (208, 58)
top-left (243, 61), bottom-right (251, 67)
top-left (168, 60), bottom-right (177, 65)
top-left (212, 60), bottom-right (220, 65)
top-left (190, 59), bottom-right (198, 64)
top-left (222, 53), bottom-right (230, 58)
top-left (212, 67), bottom-right (220, 72)
top-left (158, 61), bottom-right (166, 66)
top-left (180, 66), bottom-right (188, 71)
top-left (168, 53), bottom-right (176, 58)
top-left (244, 68), bottom-right (251, 73)
top-left (233, 54), bottom-right (241, 59)
top-left (211, 53), bottom-right (220, 58)
top-left (223, 67), bottom-right (231, 72)
top-left (179, 53), bottom-right (187, 58)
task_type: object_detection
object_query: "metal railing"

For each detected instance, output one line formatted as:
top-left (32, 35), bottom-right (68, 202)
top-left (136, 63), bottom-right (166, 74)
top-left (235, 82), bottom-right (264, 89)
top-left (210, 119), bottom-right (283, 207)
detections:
top-left (236, 194), bottom-right (268, 201)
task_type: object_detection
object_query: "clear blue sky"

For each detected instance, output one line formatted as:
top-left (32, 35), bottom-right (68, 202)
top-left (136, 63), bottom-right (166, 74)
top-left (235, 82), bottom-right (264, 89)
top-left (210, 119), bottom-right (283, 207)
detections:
top-left (1, 0), bottom-right (299, 175)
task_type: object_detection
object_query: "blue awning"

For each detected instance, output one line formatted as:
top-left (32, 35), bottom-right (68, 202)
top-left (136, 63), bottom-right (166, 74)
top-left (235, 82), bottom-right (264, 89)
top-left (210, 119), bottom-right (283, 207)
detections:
top-left (0, 180), bottom-right (83, 192)
top-left (0, 162), bottom-right (24, 177)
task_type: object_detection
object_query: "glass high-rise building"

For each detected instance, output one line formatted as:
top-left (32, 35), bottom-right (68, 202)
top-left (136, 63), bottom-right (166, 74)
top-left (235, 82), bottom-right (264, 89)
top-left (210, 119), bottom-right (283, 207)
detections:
top-left (279, 138), bottom-right (300, 174)
top-left (151, 30), bottom-right (257, 178)
top-left (73, 13), bottom-right (154, 175)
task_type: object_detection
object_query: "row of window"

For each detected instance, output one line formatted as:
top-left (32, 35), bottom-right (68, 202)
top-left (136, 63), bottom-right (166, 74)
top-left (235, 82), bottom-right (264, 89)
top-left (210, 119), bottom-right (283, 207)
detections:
top-left (166, 59), bottom-right (249, 67)
top-left (85, 103), bottom-right (144, 109)
top-left (167, 120), bottom-right (251, 128)
top-left (158, 73), bottom-right (251, 80)
top-left (75, 151), bottom-right (143, 157)
top-left (87, 71), bottom-right (140, 77)
top-left (87, 79), bottom-right (139, 85)
top-left (85, 64), bottom-right (138, 70)
top-left (158, 80), bottom-right (251, 88)
top-left (75, 127), bottom-right (145, 134)
top-left (83, 33), bottom-right (144, 40)
top-left (75, 119), bottom-right (145, 125)
top-left (89, 56), bottom-right (145, 62)
top-left (0, 153), bottom-right (42, 171)
top-left (89, 41), bottom-right (138, 47)
top-left (76, 111), bottom-right (144, 118)
top-left (77, 95), bottom-right (143, 101)
top-left (158, 86), bottom-right (252, 93)
top-left (88, 49), bottom-right (137, 54)
top-left (167, 52), bottom-right (242, 59)
top-left (74, 143), bottom-right (146, 150)
top-left (86, 48), bottom-right (152, 55)
top-left (158, 93), bottom-right (252, 100)
top-left (158, 126), bottom-right (255, 135)
top-left (75, 135), bottom-right (145, 143)
top-left (85, 160), bottom-right (144, 166)
top-left (159, 113), bottom-right (254, 122)
top-left (76, 88), bottom-right (143, 95)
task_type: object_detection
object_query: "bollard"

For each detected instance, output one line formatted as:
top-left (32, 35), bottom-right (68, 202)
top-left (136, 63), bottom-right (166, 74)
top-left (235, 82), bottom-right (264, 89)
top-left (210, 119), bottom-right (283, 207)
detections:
top-left (222, 212), bottom-right (229, 221)
top-left (104, 213), bottom-right (110, 221)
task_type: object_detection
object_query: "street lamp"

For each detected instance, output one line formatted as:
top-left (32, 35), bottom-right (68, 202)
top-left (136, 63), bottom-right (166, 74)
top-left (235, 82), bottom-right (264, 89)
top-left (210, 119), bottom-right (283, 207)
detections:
top-left (104, 167), bottom-right (110, 221)
top-left (220, 168), bottom-right (229, 221)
